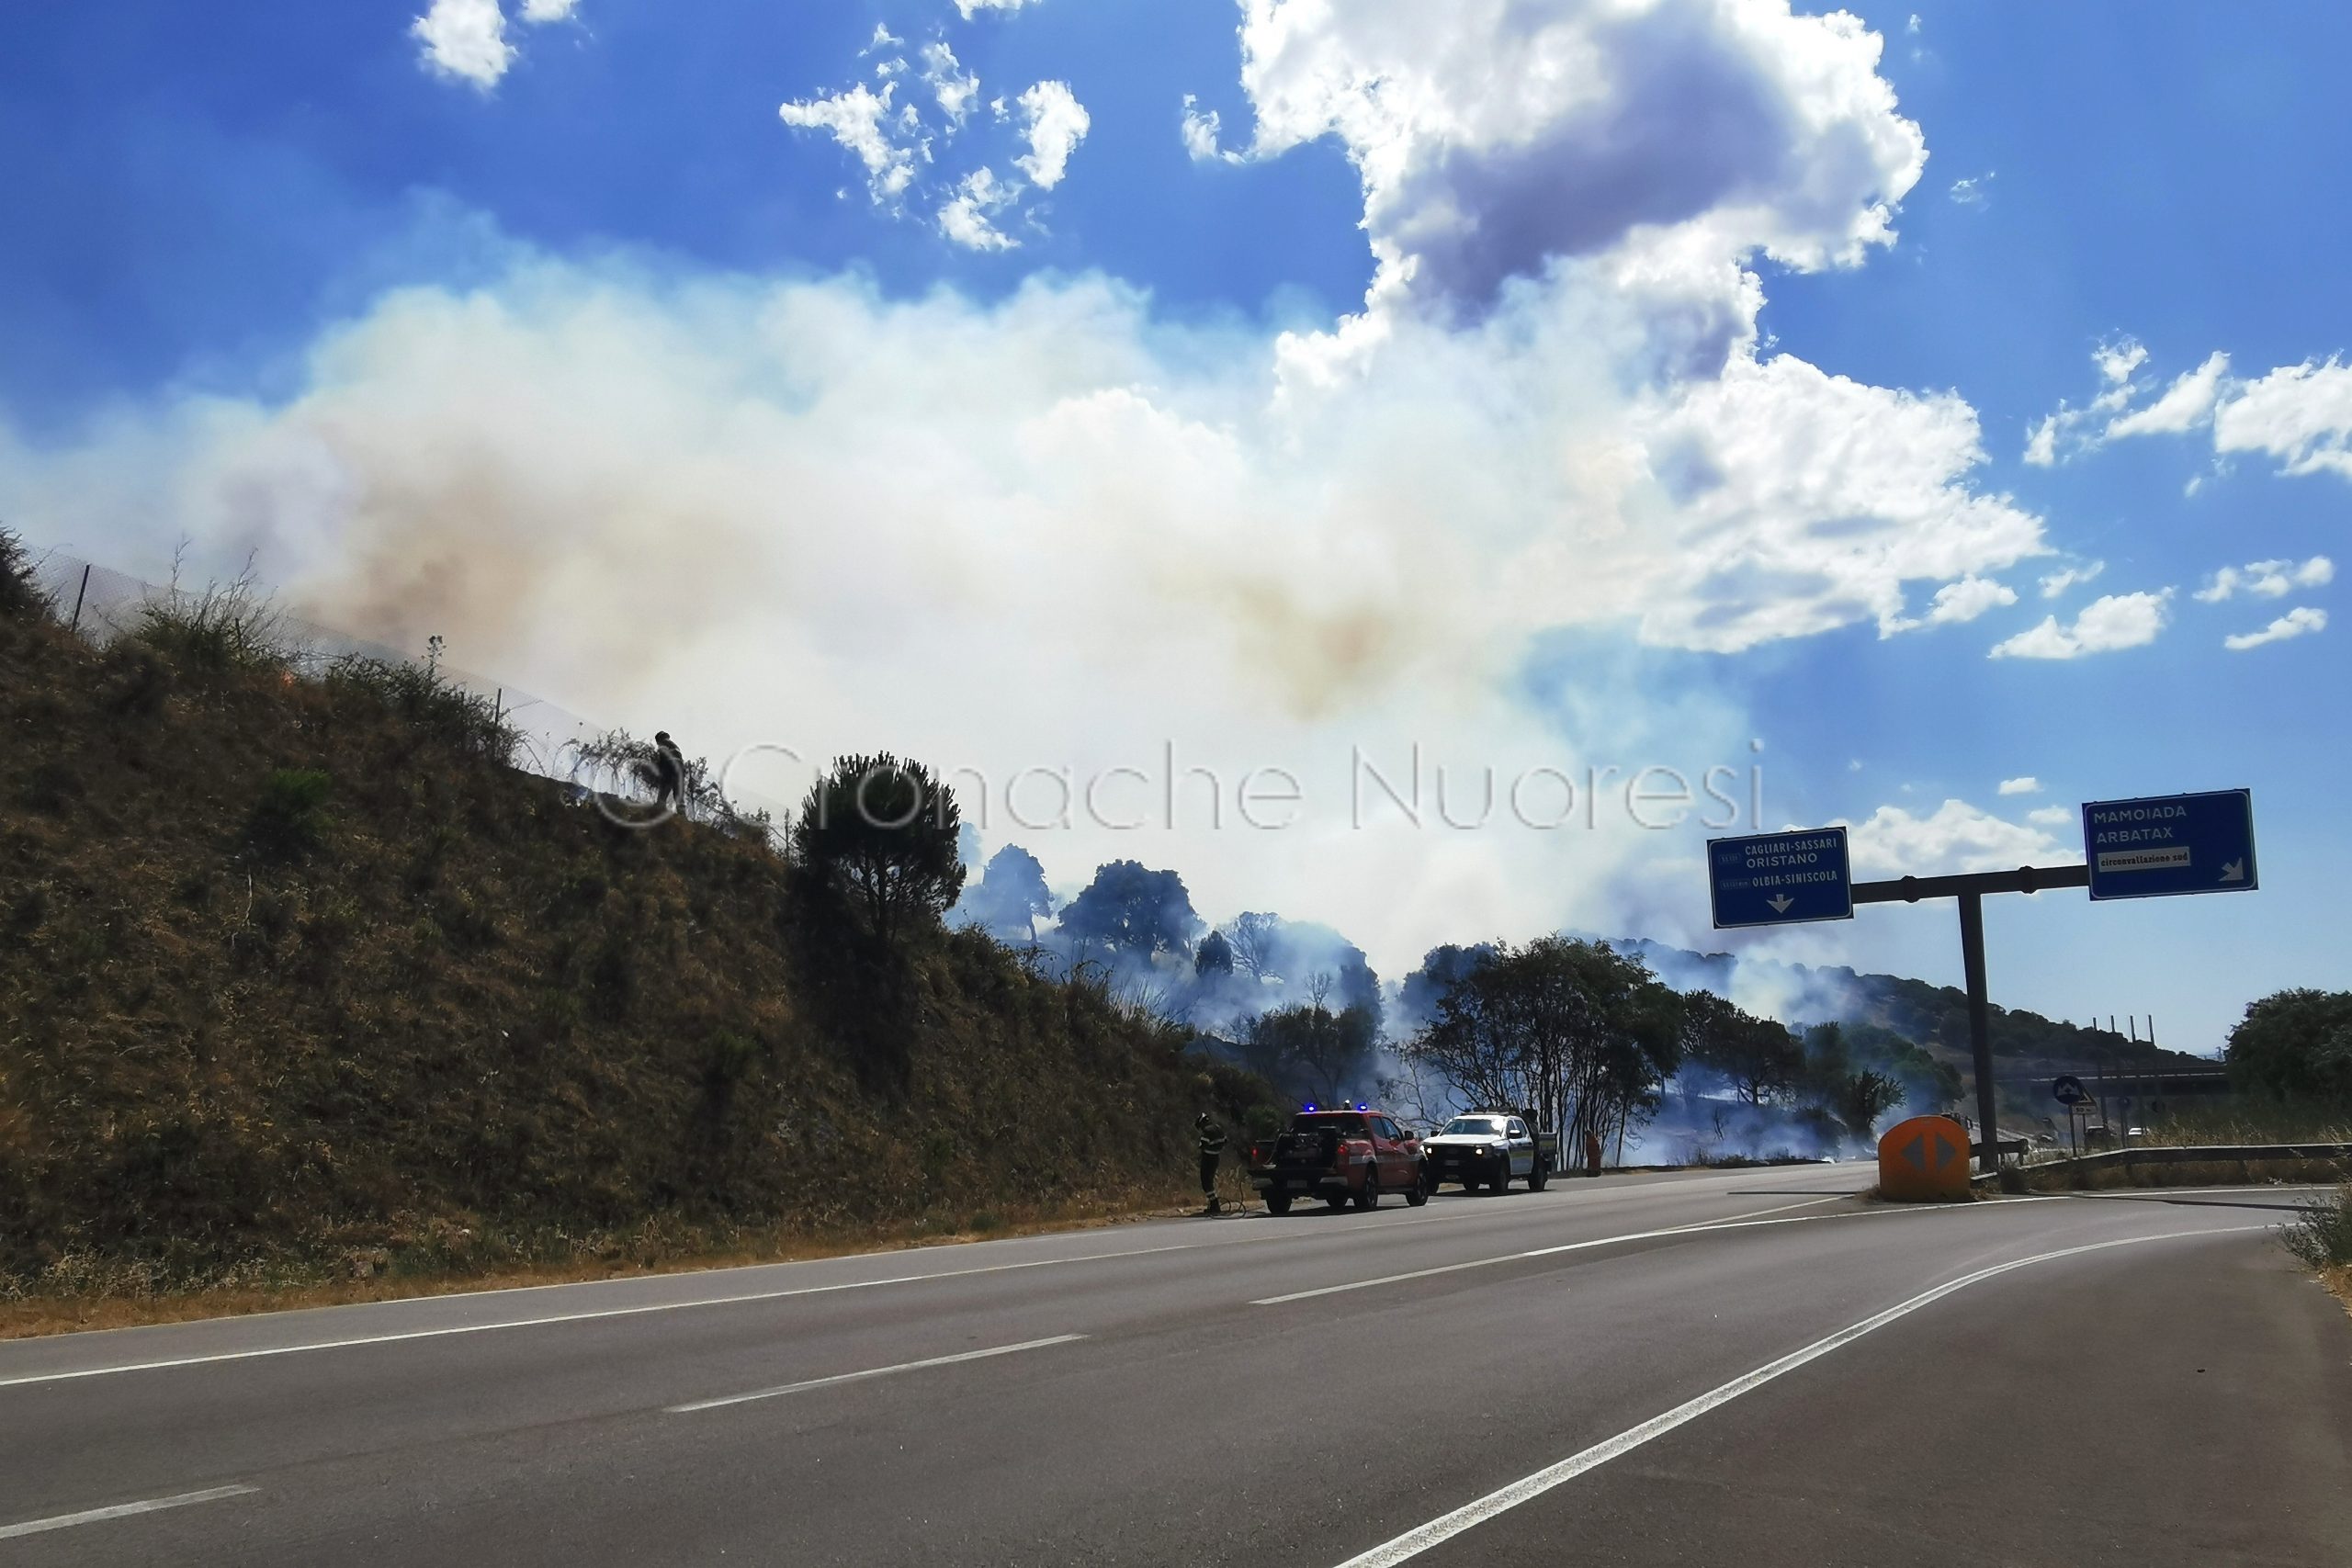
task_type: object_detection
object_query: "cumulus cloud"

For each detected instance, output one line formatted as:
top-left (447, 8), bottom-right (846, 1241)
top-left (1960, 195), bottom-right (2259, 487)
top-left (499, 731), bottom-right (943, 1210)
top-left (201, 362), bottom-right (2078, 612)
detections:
top-left (955, 0), bottom-right (1041, 16)
top-left (1181, 95), bottom-right (1243, 164)
top-left (1989, 591), bottom-right (2173, 660)
top-left (412, 0), bottom-right (514, 87)
top-left (2224, 606), bottom-right (2327, 650)
top-left (1997, 776), bottom-right (2040, 795)
top-left (2213, 358), bottom-right (2352, 480)
top-left (2027, 805), bottom-right (2073, 827)
top-left (2038, 561), bottom-right (2104, 599)
top-left (1012, 82), bottom-right (1091, 189)
top-left (938, 167), bottom-right (1018, 250)
top-left (2105, 351), bottom-right (2230, 440)
top-left (1885, 574), bottom-right (2017, 634)
top-left (921, 42), bottom-right (982, 128)
top-left (1234, 0), bottom-right (1926, 321)
top-left (412, 0), bottom-right (578, 87)
top-left (2195, 556), bottom-right (2333, 603)
top-left (1846, 799), bottom-right (2075, 878)
top-left (779, 81), bottom-right (925, 203)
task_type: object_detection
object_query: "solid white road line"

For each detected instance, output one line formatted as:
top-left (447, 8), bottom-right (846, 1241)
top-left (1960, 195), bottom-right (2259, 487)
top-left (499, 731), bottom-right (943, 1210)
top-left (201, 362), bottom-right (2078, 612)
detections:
top-left (665, 1334), bottom-right (1087, 1414)
top-left (1249, 1197), bottom-right (2039, 1306)
top-left (0, 1179), bottom-right (1867, 1390)
top-left (1328, 1223), bottom-right (2265, 1568)
top-left (0, 1484), bottom-right (258, 1540)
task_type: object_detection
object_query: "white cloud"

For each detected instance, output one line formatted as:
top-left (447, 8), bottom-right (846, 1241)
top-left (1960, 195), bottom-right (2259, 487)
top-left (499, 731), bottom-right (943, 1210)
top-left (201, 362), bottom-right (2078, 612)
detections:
top-left (1948, 173), bottom-right (1993, 208)
top-left (2105, 351), bottom-right (2229, 440)
top-left (2224, 605), bottom-right (2327, 650)
top-left (2038, 560), bottom-right (2104, 598)
top-left (937, 167), bottom-right (1018, 251)
top-left (2212, 358), bottom-right (2352, 480)
top-left (2027, 805), bottom-right (2072, 827)
top-left (1998, 776), bottom-right (2040, 795)
top-left (1181, 95), bottom-right (1243, 164)
top-left (518, 0), bottom-right (578, 20)
top-left (1990, 591), bottom-right (2173, 660)
top-left (412, 0), bottom-right (514, 87)
top-left (921, 41), bottom-right (981, 129)
top-left (1235, 0), bottom-right (1927, 319)
top-left (1846, 799), bottom-right (2075, 878)
top-left (2022, 415), bottom-right (2058, 468)
top-left (2093, 339), bottom-right (2148, 388)
top-left (1013, 81), bottom-right (1091, 189)
top-left (1883, 574), bottom-right (2018, 635)
top-left (779, 81), bottom-right (925, 203)
top-left (2196, 556), bottom-right (2333, 602)
top-left (955, 0), bottom-right (1041, 16)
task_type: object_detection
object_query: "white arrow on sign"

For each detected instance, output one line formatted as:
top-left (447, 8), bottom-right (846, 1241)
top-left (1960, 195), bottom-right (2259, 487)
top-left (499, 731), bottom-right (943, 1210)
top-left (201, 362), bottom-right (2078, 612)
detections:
top-left (2220, 859), bottom-right (2246, 883)
top-left (1766, 895), bottom-right (1794, 914)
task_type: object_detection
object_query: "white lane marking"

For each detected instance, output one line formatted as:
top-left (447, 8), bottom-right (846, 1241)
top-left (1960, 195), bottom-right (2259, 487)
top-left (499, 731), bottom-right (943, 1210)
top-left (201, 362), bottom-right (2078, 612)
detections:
top-left (0, 1484), bottom-right (258, 1540)
top-left (0, 1179), bottom-right (1869, 1389)
top-left (667, 1334), bottom-right (1087, 1414)
top-left (1329, 1223), bottom-right (2265, 1568)
top-left (0, 1251), bottom-right (1171, 1392)
top-left (1249, 1198), bottom-right (2054, 1306)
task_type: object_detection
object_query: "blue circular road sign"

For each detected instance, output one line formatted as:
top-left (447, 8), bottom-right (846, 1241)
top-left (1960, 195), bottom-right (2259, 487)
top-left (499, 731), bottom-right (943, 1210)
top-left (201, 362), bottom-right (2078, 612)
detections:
top-left (2052, 1075), bottom-right (2087, 1106)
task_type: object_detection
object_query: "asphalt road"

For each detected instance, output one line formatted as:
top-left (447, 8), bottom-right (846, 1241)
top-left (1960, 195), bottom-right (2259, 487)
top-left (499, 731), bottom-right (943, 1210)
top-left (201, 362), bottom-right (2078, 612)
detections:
top-left (3, 1165), bottom-right (2346, 1566)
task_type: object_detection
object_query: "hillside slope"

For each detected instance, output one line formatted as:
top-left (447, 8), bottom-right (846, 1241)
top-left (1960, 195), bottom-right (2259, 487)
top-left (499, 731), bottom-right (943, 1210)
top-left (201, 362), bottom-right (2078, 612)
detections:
top-left (0, 590), bottom-right (1261, 1302)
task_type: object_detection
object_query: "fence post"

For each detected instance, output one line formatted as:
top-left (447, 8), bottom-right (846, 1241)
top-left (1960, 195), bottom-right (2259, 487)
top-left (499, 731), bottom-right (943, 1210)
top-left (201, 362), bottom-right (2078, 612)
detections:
top-left (68, 563), bottom-right (90, 633)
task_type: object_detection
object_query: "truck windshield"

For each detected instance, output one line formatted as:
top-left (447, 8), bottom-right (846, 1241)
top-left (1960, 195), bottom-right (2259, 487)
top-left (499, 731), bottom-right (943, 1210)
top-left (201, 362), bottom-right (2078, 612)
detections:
top-left (1441, 1117), bottom-right (1506, 1136)
top-left (1290, 1113), bottom-right (1369, 1134)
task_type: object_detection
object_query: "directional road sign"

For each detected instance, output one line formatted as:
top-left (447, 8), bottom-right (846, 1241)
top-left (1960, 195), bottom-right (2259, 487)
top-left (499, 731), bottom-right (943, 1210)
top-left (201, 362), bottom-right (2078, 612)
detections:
top-left (1878, 1115), bottom-right (1972, 1201)
top-left (2082, 790), bottom-right (2257, 901)
top-left (2052, 1075), bottom-right (2086, 1106)
top-left (1707, 827), bottom-right (1853, 929)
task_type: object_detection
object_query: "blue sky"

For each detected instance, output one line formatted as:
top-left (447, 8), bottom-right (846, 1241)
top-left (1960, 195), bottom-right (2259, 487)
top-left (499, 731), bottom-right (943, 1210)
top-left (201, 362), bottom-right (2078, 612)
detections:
top-left (5, 1), bottom-right (2347, 1051)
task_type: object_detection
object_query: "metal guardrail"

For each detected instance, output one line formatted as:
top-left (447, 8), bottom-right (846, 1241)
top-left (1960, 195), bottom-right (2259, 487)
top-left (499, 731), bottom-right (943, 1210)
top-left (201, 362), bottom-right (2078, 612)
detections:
top-left (1973, 1143), bottom-right (2352, 1184)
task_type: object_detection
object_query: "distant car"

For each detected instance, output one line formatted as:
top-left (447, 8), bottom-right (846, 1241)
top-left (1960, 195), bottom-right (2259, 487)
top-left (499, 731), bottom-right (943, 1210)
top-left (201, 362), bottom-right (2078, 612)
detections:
top-left (1420, 1112), bottom-right (1555, 1193)
top-left (1245, 1109), bottom-right (1427, 1215)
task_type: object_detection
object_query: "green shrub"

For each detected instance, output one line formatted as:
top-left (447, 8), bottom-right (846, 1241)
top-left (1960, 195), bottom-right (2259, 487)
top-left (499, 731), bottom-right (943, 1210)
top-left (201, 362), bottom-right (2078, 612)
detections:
top-left (0, 527), bottom-right (51, 620)
top-left (325, 655), bottom-right (516, 762)
top-left (2281, 1184), bottom-right (2352, 1269)
top-left (135, 571), bottom-right (283, 673)
top-left (247, 768), bottom-right (333, 859)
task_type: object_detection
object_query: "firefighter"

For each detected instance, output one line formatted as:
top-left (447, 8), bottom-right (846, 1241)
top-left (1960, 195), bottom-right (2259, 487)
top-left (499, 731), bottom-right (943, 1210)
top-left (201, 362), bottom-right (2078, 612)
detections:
top-left (1194, 1112), bottom-right (1228, 1213)
top-left (650, 731), bottom-right (686, 815)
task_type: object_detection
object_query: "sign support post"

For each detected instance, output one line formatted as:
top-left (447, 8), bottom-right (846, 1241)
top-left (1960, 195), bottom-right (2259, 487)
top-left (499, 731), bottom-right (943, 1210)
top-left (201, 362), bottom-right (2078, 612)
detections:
top-left (1852, 863), bottom-right (2088, 1175)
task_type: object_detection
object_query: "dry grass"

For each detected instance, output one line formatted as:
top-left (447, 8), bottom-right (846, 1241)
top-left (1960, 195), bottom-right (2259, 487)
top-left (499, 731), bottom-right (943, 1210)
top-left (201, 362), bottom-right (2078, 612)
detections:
top-left (0, 606), bottom-right (1280, 1319)
top-left (0, 1186), bottom-right (1197, 1339)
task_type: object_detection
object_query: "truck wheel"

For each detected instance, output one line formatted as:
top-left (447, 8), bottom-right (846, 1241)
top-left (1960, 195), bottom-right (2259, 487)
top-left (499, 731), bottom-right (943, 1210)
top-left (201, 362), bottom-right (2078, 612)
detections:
top-left (1265, 1190), bottom-right (1292, 1215)
top-left (1405, 1176), bottom-right (1429, 1206)
top-left (1326, 1191), bottom-right (1351, 1210)
top-left (1529, 1160), bottom-right (1550, 1192)
top-left (1490, 1157), bottom-right (1512, 1193)
top-left (1354, 1177), bottom-right (1379, 1211)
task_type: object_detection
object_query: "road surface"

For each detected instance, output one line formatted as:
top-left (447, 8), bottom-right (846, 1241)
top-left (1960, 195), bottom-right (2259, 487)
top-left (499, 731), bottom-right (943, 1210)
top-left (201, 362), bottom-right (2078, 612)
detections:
top-left (3, 1164), bottom-right (2346, 1565)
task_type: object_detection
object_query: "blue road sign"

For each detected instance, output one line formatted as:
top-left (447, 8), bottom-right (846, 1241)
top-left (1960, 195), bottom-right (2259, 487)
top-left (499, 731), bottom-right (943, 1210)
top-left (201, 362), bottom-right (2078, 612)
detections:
top-left (1708, 827), bottom-right (1853, 929)
top-left (2052, 1075), bottom-right (2086, 1106)
top-left (2082, 790), bottom-right (2257, 902)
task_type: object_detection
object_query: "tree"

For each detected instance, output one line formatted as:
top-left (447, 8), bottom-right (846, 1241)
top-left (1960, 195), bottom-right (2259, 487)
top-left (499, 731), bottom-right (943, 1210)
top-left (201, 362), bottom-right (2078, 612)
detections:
top-left (955, 844), bottom-right (1056, 942)
top-left (1225, 912), bottom-right (1279, 980)
top-left (792, 752), bottom-right (967, 945)
top-left (1680, 991), bottom-right (1801, 1106)
top-left (1057, 861), bottom-right (1202, 958)
top-left (1194, 930), bottom-right (1234, 976)
top-left (1242, 996), bottom-right (1379, 1106)
top-left (1836, 1069), bottom-right (1904, 1142)
top-left (2226, 989), bottom-right (2352, 1100)
top-left (1401, 936), bottom-right (1679, 1149)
